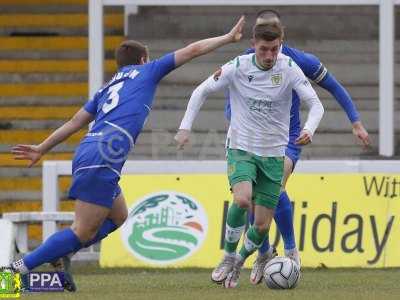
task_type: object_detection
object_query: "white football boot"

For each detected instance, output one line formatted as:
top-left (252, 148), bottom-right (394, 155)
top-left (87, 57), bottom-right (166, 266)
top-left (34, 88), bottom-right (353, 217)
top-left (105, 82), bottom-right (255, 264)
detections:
top-left (211, 253), bottom-right (236, 283)
top-left (285, 248), bottom-right (301, 269)
top-left (224, 255), bottom-right (244, 289)
top-left (249, 246), bottom-right (278, 284)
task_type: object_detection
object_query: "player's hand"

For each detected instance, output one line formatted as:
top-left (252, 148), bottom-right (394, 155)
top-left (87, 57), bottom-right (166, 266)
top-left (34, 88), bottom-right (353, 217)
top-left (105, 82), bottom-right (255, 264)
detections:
top-left (11, 144), bottom-right (43, 167)
top-left (295, 129), bottom-right (312, 145)
top-left (227, 15), bottom-right (245, 43)
top-left (352, 121), bottom-right (370, 148)
top-left (174, 129), bottom-right (190, 150)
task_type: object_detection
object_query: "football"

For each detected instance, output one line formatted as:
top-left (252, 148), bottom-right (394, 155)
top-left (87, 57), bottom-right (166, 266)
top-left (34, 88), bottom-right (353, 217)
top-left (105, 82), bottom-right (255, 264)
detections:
top-left (263, 256), bottom-right (300, 289)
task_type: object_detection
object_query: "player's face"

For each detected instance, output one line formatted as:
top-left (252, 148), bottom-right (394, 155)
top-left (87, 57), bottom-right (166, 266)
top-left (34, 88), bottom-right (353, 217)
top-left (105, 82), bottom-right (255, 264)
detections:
top-left (253, 38), bottom-right (281, 69)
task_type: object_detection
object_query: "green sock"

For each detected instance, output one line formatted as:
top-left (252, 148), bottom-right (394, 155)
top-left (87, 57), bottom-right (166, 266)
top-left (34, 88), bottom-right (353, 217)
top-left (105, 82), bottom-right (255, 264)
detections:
top-left (224, 202), bottom-right (247, 253)
top-left (239, 226), bottom-right (267, 260)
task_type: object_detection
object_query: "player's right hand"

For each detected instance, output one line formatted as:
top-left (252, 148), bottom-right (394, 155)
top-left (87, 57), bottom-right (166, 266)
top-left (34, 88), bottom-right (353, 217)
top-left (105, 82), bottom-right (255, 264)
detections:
top-left (227, 15), bottom-right (245, 43)
top-left (174, 129), bottom-right (190, 150)
top-left (11, 144), bottom-right (43, 167)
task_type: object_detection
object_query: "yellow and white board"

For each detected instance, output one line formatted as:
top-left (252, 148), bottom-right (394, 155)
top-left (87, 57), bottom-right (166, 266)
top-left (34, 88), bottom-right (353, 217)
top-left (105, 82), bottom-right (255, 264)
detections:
top-left (100, 173), bottom-right (400, 268)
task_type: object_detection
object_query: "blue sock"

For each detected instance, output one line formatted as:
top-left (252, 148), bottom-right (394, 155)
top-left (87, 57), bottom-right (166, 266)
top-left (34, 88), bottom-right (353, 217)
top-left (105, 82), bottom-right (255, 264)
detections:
top-left (248, 211), bottom-right (271, 255)
top-left (275, 191), bottom-right (296, 250)
top-left (23, 228), bottom-right (82, 271)
top-left (83, 218), bottom-right (118, 247)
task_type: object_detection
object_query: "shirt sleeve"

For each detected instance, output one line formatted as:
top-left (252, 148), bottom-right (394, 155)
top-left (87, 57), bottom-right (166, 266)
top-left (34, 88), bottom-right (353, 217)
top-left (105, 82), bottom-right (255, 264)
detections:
top-left (318, 71), bottom-right (360, 123)
top-left (83, 92), bottom-right (99, 115)
top-left (179, 61), bottom-right (235, 130)
top-left (290, 63), bottom-right (324, 135)
top-left (283, 46), bottom-right (327, 83)
top-left (150, 52), bottom-right (176, 83)
top-left (285, 46), bottom-right (359, 124)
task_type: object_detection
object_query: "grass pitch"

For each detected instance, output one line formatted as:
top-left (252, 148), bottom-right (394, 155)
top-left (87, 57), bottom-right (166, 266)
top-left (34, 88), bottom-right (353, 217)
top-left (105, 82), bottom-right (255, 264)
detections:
top-left (22, 264), bottom-right (400, 300)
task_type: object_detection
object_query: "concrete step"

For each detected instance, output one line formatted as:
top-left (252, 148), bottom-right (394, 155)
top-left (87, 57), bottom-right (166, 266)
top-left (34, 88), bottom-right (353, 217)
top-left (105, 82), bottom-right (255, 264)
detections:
top-left (0, 167), bottom-right (41, 177)
top-left (0, 60), bottom-right (116, 73)
top-left (130, 6), bottom-right (400, 39)
top-left (0, 13), bottom-right (123, 36)
top-left (0, 152), bottom-right (72, 167)
top-left (0, 39), bottom-right (397, 60)
top-left (0, 96), bottom-right (86, 107)
top-left (0, 106), bottom-right (80, 120)
top-left (0, 13), bottom-right (122, 28)
top-left (0, 176), bottom-right (70, 192)
top-left (0, 129), bottom-right (84, 144)
top-left (0, 83), bottom-right (86, 97)
top-left (0, 0), bottom-right (121, 14)
top-left (0, 36), bottom-right (123, 51)
top-left (1, 0), bottom-right (86, 5)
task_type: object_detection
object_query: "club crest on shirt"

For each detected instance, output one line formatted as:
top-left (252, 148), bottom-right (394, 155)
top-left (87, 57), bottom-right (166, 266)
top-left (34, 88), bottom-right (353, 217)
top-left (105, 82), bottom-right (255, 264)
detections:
top-left (271, 73), bottom-right (282, 86)
top-left (213, 68), bottom-right (222, 81)
top-left (248, 75), bottom-right (254, 82)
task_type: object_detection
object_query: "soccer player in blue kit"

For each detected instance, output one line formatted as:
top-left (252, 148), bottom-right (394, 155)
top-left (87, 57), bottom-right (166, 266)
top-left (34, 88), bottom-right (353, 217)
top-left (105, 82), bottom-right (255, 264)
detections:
top-left (10, 16), bottom-right (245, 291)
top-left (225, 10), bottom-right (370, 284)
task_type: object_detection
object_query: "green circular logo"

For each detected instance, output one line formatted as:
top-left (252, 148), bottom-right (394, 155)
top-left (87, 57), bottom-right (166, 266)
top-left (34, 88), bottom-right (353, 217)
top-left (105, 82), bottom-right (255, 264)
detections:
top-left (121, 191), bottom-right (208, 265)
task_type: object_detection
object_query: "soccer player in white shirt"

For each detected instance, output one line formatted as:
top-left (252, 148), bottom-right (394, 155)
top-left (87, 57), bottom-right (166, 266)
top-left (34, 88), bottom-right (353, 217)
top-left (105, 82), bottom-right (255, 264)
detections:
top-left (175, 22), bottom-right (324, 288)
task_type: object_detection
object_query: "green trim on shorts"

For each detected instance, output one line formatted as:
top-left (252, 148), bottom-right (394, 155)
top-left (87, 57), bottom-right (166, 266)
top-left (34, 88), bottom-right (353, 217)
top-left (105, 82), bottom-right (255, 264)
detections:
top-left (227, 148), bottom-right (284, 209)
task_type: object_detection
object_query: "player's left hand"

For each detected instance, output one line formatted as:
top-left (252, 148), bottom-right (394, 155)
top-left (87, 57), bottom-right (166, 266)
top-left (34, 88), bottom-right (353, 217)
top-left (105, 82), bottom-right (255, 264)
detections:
top-left (174, 129), bottom-right (191, 150)
top-left (295, 129), bottom-right (312, 145)
top-left (352, 121), bottom-right (370, 148)
top-left (227, 15), bottom-right (245, 43)
top-left (11, 144), bottom-right (42, 167)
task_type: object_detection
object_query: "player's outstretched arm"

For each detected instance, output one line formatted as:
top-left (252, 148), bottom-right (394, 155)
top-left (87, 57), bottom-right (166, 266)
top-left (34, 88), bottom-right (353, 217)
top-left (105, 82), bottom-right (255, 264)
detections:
top-left (174, 15), bottom-right (244, 67)
top-left (300, 51), bottom-right (371, 147)
top-left (12, 108), bottom-right (94, 167)
top-left (318, 72), bottom-right (370, 147)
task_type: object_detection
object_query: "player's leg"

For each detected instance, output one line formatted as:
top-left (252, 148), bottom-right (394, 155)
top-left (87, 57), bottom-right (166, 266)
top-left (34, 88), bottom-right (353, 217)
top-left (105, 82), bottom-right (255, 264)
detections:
top-left (211, 149), bottom-right (256, 283)
top-left (51, 191), bottom-right (128, 291)
top-left (226, 156), bottom-right (284, 288)
top-left (212, 181), bottom-right (252, 283)
top-left (80, 190), bottom-right (128, 248)
top-left (12, 199), bottom-right (110, 275)
top-left (249, 202), bottom-right (277, 284)
top-left (275, 149), bottom-right (301, 267)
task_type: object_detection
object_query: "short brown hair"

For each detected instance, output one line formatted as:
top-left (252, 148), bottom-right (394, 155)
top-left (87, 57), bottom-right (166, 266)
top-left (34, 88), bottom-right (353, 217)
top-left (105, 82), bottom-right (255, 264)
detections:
top-left (253, 22), bottom-right (284, 42)
top-left (115, 40), bottom-right (148, 69)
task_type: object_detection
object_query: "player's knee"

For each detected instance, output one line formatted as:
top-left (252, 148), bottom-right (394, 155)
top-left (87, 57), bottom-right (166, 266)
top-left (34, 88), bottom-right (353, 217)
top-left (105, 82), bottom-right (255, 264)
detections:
top-left (113, 210), bottom-right (128, 227)
top-left (72, 224), bottom-right (99, 243)
top-left (234, 194), bottom-right (251, 209)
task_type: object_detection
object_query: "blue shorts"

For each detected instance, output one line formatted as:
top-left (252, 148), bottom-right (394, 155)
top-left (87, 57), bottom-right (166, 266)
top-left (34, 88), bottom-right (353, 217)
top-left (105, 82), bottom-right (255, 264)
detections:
top-left (285, 142), bottom-right (302, 172)
top-left (68, 141), bottom-right (124, 208)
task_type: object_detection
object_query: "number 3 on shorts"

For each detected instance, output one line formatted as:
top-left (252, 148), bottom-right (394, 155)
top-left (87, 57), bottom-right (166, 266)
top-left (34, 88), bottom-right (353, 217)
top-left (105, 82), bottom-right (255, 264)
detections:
top-left (102, 81), bottom-right (124, 114)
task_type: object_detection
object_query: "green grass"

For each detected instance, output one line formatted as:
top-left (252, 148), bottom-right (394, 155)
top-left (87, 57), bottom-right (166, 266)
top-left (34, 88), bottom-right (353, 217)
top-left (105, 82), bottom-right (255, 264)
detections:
top-left (21, 264), bottom-right (400, 300)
